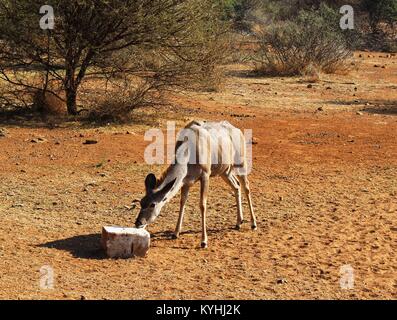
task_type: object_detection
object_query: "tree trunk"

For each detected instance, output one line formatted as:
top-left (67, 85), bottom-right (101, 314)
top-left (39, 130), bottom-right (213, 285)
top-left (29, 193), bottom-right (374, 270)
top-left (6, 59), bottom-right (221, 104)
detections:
top-left (65, 58), bottom-right (78, 115)
top-left (63, 49), bottom-right (94, 116)
top-left (65, 87), bottom-right (78, 115)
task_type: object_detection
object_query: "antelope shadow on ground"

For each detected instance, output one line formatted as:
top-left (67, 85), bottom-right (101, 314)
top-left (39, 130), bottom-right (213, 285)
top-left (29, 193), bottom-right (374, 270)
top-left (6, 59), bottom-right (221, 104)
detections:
top-left (38, 234), bottom-right (107, 260)
top-left (37, 226), bottom-right (243, 259)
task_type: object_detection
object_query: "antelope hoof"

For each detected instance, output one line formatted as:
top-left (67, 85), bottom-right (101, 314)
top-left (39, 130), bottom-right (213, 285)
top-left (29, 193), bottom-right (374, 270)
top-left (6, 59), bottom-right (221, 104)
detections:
top-left (251, 224), bottom-right (257, 231)
top-left (235, 224), bottom-right (242, 231)
top-left (201, 241), bottom-right (208, 249)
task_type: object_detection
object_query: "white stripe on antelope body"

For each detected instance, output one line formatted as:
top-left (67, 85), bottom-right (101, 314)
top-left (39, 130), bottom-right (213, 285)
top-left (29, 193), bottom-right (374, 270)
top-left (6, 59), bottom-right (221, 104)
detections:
top-left (135, 120), bottom-right (257, 248)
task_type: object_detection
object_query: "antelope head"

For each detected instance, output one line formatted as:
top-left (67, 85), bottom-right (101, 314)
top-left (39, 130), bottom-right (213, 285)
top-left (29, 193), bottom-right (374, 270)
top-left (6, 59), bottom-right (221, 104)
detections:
top-left (135, 173), bottom-right (176, 228)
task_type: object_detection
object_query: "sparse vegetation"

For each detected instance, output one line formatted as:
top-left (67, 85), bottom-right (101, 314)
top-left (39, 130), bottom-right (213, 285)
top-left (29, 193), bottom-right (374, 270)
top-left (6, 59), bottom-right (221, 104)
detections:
top-left (362, 0), bottom-right (397, 31)
top-left (0, 0), bottom-right (395, 119)
top-left (0, 0), bottom-right (229, 118)
top-left (253, 4), bottom-right (353, 76)
top-left (361, 0), bottom-right (397, 52)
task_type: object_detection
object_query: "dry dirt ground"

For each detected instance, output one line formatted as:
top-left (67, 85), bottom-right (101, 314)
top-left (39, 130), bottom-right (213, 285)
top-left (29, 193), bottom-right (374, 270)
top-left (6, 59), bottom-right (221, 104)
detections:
top-left (0, 52), bottom-right (396, 300)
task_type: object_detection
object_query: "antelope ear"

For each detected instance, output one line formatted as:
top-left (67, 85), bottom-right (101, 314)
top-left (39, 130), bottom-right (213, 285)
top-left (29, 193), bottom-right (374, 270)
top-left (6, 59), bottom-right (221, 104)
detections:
top-left (159, 178), bottom-right (177, 197)
top-left (145, 173), bottom-right (157, 193)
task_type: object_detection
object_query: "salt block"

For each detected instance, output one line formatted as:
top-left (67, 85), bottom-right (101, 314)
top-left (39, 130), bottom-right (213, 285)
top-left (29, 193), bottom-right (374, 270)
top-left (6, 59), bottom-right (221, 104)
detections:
top-left (101, 226), bottom-right (150, 258)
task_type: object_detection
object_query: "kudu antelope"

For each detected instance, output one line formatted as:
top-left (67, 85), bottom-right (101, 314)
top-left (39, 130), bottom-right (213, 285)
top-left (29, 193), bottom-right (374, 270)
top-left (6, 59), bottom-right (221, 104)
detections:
top-left (135, 120), bottom-right (257, 248)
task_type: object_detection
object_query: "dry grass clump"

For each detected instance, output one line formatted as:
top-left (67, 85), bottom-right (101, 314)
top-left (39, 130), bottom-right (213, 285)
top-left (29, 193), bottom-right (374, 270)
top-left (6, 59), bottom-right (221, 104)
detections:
top-left (87, 79), bottom-right (161, 123)
top-left (32, 90), bottom-right (67, 115)
top-left (302, 63), bottom-right (321, 83)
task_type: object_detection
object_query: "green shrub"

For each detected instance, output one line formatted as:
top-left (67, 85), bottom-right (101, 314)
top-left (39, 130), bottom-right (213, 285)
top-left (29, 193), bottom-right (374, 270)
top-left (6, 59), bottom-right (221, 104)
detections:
top-left (362, 0), bottom-right (397, 30)
top-left (254, 3), bottom-right (353, 75)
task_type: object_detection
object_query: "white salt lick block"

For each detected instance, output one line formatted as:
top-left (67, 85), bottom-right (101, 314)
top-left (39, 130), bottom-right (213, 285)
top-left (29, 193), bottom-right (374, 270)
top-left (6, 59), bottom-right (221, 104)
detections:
top-left (101, 226), bottom-right (150, 258)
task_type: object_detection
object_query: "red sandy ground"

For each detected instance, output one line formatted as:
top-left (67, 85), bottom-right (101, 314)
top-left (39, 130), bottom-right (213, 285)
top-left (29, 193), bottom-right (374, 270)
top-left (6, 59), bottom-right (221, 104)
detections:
top-left (0, 52), bottom-right (396, 299)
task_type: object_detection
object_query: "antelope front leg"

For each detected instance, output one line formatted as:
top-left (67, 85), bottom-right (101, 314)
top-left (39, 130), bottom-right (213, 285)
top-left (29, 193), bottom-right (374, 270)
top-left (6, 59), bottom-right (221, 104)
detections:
top-left (200, 174), bottom-right (209, 248)
top-left (174, 184), bottom-right (190, 239)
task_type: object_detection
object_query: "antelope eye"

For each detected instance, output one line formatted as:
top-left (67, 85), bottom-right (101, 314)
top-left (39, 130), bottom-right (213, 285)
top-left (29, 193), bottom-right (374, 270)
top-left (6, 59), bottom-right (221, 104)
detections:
top-left (150, 203), bottom-right (155, 208)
